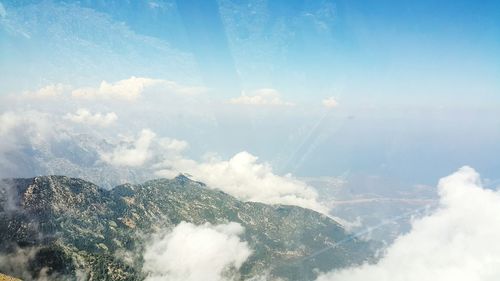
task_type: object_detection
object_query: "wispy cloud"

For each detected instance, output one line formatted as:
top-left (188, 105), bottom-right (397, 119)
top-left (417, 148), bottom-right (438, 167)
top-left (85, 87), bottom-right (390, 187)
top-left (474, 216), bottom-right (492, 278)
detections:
top-left (229, 89), bottom-right (294, 106)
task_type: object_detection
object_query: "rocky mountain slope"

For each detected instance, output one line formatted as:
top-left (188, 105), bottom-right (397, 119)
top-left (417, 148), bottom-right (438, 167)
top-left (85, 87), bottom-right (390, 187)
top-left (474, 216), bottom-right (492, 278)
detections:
top-left (0, 175), bottom-right (373, 280)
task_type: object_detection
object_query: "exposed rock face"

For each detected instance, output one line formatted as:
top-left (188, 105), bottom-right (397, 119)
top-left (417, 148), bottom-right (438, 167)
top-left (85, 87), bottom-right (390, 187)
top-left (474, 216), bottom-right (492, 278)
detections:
top-left (0, 176), bottom-right (373, 280)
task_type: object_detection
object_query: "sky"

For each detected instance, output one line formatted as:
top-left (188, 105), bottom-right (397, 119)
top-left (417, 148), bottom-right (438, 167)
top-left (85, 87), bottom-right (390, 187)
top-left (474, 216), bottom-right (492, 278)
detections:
top-left (0, 0), bottom-right (499, 186)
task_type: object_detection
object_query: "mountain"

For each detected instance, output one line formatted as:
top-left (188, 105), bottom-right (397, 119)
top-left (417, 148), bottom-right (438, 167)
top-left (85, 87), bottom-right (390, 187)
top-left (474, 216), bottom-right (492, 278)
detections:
top-left (0, 175), bottom-right (374, 281)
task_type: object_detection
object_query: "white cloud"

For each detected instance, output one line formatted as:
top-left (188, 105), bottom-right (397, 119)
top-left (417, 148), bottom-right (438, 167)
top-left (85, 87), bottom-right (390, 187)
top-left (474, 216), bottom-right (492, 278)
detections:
top-left (0, 111), bottom-right (56, 145)
top-left (316, 166), bottom-right (500, 281)
top-left (157, 137), bottom-right (189, 152)
top-left (100, 129), bottom-right (156, 167)
top-left (0, 111), bottom-right (23, 136)
top-left (23, 83), bottom-right (68, 99)
top-left (322, 97), bottom-right (338, 109)
top-left (155, 151), bottom-right (328, 214)
top-left (64, 108), bottom-right (117, 127)
top-left (71, 76), bottom-right (206, 101)
top-left (99, 129), bottom-right (188, 168)
top-left (229, 89), bottom-right (294, 106)
top-left (0, 111), bottom-right (61, 178)
top-left (143, 222), bottom-right (252, 281)
top-left (72, 77), bottom-right (163, 101)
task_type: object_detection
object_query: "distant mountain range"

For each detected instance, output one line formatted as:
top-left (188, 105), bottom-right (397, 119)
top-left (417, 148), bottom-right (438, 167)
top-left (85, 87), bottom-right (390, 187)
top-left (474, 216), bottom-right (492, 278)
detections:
top-left (0, 175), bottom-right (374, 281)
top-left (1, 131), bottom-right (153, 189)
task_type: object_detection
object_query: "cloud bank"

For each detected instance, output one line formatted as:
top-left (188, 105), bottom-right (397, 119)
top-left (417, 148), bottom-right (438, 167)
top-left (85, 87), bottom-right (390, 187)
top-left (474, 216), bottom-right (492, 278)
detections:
top-left (97, 126), bottom-right (327, 213)
top-left (143, 222), bottom-right (252, 281)
top-left (316, 166), bottom-right (500, 281)
top-left (0, 109), bottom-right (326, 214)
top-left (15, 77), bottom-right (206, 102)
top-left (156, 151), bottom-right (327, 214)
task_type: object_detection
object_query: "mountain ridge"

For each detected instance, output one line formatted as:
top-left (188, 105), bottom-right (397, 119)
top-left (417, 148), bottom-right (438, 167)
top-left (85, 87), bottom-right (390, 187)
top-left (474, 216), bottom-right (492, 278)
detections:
top-left (0, 175), bottom-right (374, 281)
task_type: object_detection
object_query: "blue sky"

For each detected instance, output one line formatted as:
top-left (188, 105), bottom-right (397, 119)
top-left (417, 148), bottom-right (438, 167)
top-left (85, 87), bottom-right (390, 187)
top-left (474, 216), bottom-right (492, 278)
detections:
top-left (2, 0), bottom-right (499, 102)
top-left (1, 0), bottom-right (499, 185)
